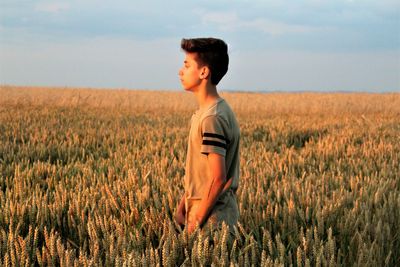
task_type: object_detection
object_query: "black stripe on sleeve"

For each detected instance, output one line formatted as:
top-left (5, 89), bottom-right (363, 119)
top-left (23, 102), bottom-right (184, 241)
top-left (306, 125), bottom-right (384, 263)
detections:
top-left (203, 132), bottom-right (230, 144)
top-left (202, 140), bottom-right (227, 149)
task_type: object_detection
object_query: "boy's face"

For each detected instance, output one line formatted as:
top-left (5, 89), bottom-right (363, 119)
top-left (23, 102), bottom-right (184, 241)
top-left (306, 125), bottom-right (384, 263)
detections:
top-left (178, 52), bottom-right (205, 92)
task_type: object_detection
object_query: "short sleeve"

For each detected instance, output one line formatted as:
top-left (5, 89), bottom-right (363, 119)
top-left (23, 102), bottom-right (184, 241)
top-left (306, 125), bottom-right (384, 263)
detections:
top-left (200, 115), bottom-right (229, 156)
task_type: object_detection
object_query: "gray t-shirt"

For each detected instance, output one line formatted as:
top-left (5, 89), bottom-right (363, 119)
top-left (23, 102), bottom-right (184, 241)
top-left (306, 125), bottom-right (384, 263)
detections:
top-left (184, 98), bottom-right (240, 226)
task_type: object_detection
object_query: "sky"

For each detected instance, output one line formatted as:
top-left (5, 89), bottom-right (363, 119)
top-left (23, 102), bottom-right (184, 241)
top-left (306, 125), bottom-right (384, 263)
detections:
top-left (0, 0), bottom-right (399, 92)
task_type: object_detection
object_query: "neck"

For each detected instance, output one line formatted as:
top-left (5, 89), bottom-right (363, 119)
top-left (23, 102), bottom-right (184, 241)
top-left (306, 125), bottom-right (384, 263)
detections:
top-left (193, 82), bottom-right (220, 109)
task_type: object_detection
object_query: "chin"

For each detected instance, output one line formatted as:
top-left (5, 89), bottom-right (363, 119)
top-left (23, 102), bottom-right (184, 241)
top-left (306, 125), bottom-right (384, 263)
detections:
top-left (185, 87), bottom-right (196, 92)
top-left (182, 85), bottom-right (192, 92)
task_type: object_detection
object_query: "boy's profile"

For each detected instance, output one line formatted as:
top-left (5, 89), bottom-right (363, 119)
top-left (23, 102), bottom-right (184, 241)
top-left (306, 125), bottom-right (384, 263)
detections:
top-left (175, 37), bottom-right (240, 234)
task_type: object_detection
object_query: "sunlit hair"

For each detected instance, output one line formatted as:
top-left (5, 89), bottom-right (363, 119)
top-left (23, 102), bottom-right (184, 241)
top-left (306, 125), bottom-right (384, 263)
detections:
top-left (181, 37), bottom-right (229, 85)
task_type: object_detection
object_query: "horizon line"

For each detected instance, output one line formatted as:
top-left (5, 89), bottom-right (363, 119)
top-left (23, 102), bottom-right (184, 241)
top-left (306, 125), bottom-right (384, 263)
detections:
top-left (1, 84), bottom-right (399, 94)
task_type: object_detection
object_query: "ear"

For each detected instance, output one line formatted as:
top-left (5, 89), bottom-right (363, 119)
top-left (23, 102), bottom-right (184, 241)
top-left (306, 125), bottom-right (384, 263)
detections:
top-left (200, 66), bottom-right (210, 80)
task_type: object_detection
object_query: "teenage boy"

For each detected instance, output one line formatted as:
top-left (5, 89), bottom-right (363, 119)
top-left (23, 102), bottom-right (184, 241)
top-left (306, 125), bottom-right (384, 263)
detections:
top-left (175, 37), bottom-right (240, 234)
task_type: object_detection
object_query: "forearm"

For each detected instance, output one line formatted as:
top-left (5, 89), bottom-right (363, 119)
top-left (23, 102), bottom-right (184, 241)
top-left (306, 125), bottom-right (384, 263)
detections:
top-left (189, 153), bottom-right (226, 230)
top-left (195, 177), bottom-right (225, 226)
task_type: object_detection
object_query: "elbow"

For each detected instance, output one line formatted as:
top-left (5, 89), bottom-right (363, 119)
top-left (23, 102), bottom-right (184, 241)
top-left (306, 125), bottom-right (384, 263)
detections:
top-left (214, 175), bottom-right (226, 190)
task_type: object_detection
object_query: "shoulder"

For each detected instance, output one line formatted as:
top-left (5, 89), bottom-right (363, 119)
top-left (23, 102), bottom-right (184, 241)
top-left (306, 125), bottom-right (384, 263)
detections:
top-left (198, 98), bottom-right (239, 136)
top-left (201, 99), bottom-right (232, 122)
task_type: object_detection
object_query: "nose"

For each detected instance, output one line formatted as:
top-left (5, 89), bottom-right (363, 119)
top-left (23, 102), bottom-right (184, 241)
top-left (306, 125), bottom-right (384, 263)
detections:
top-left (178, 68), bottom-right (183, 76)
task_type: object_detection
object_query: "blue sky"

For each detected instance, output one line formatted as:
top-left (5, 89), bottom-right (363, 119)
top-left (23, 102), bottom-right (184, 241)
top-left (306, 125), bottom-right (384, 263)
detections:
top-left (1, 0), bottom-right (399, 92)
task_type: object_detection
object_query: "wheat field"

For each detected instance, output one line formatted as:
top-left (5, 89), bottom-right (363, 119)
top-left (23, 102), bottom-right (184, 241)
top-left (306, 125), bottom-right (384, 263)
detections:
top-left (0, 85), bottom-right (399, 266)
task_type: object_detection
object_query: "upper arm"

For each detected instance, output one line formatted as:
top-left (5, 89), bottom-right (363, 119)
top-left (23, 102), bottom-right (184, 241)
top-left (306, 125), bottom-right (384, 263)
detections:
top-left (207, 153), bottom-right (226, 183)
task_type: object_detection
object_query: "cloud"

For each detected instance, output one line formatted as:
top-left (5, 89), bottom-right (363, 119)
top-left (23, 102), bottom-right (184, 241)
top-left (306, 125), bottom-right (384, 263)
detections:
top-left (242, 18), bottom-right (327, 35)
top-left (34, 2), bottom-right (70, 13)
top-left (201, 12), bottom-right (238, 30)
top-left (0, 0), bottom-right (398, 91)
top-left (201, 11), bottom-right (329, 35)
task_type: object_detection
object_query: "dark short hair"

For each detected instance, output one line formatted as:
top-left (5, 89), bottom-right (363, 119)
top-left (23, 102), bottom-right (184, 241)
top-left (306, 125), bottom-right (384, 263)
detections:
top-left (181, 37), bottom-right (229, 85)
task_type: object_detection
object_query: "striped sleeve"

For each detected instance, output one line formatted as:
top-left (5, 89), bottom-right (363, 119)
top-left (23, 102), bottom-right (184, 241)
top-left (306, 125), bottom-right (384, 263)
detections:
top-left (200, 115), bottom-right (229, 156)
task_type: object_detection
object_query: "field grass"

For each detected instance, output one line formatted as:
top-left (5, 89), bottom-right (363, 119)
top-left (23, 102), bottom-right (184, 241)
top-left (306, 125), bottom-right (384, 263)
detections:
top-left (0, 85), bottom-right (399, 266)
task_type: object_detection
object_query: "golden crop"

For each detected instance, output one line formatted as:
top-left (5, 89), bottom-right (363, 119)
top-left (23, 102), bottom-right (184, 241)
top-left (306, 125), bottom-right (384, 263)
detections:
top-left (0, 86), bottom-right (399, 266)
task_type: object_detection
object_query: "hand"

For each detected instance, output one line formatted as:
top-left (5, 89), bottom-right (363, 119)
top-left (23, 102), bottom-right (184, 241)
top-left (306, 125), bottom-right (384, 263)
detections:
top-left (187, 215), bottom-right (202, 234)
top-left (187, 220), bottom-right (199, 234)
top-left (175, 208), bottom-right (185, 226)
